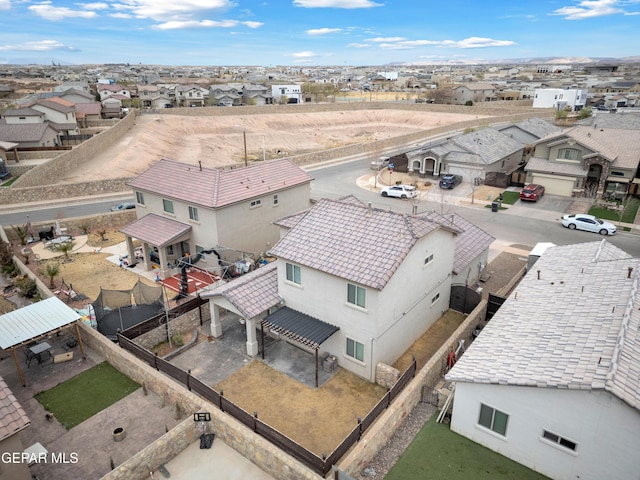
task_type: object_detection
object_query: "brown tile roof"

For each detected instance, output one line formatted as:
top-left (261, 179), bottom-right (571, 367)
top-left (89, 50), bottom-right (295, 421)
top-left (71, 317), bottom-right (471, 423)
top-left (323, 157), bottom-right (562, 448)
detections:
top-left (120, 213), bottom-right (191, 248)
top-left (417, 212), bottom-right (494, 274)
top-left (269, 198), bottom-right (448, 290)
top-left (203, 263), bottom-right (279, 319)
top-left (128, 158), bottom-right (313, 208)
top-left (0, 376), bottom-right (30, 442)
top-left (0, 122), bottom-right (51, 142)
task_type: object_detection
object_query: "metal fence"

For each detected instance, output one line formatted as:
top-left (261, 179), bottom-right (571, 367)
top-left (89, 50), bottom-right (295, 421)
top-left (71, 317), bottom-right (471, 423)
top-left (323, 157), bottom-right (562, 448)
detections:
top-left (117, 332), bottom-right (417, 476)
top-left (120, 296), bottom-right (206, 339)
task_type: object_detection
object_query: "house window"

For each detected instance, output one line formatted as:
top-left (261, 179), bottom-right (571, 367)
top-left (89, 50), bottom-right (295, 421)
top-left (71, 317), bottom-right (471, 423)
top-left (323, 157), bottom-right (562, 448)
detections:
top-left (163, 199), bottom-right (174, 214)
top-left (346, 338), bottom-right (364, 362)
top-left (273, 194), bottom-right (279, 206)
top-left (285, 263), bottom-right (301, 285)
top-left (431, 292), bottom-right (440, 305)
top-left (557, 148), bottom-right (581, 161)
top-left (478, 404), bottom-right (509, 436)
top-left (189, 206), bottom-right (199, 221)
top-left (610, 171), bottom-right (625, 176)
top-left (250, 199), bottom-right (262, 208)
top-left (135, 191), bottom-right (145, 205)
top-left (347, 283), bottom-right (366, 308)
top-left (542, 430), bottom-right (577, 452)
top-left (424, 254), bottom-right (434, 266)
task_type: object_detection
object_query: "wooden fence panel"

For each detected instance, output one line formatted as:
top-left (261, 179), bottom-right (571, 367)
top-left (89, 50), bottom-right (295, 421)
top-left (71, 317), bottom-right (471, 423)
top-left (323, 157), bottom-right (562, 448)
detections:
top-left (156, 357), bottom-right (189, 385)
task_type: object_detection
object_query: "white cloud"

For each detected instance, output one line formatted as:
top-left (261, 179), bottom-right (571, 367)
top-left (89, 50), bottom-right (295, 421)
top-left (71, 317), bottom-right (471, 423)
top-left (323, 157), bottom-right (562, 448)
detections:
top-left (306, 27), bottom-right (342, 35)
top-left (294, 0), bottom-right (382, 8)
top-left (287, 51), bottom-right (317, 58)
top-left (551, 0), bottom-right (628, 19)
top-left (154, 19), bottom-right (263, 30)
top-left (347, 43), bottom-right (370, 48)
top-left (112, 0), bottom-right (234, 22)
top-left (78, 2), bottom-right (109, 9)
top-left (438, 37), bottom-right (516, 49)
top-left (368, 36), bottom-right (406, 43)
top-left (109, 12), bottom-right (133, 18)
top-left (0, 0), bottom-right (10, 10)
top-left (0, 39), bottom-right (77, 52)
top-left (29, 2), bottom-right (99, 20)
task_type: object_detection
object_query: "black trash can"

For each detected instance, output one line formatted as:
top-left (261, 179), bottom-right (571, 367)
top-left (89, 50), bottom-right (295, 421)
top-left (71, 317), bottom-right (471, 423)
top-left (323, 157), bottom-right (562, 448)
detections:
top-left (491, 201), bottom-right (499, 212)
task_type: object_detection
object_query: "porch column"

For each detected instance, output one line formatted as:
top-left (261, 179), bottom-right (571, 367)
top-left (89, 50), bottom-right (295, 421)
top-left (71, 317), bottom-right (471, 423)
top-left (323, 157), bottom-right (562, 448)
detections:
top-left (209, 302), bottom-right (223, 337)
top-left (125, 236), bottom-right (136, 265)
top-left (142, 242), bottom-right (153, 272)
top-left (245, 317), bottom-right (258, 357)
top-left (159, 247), bottom-right (169, 278)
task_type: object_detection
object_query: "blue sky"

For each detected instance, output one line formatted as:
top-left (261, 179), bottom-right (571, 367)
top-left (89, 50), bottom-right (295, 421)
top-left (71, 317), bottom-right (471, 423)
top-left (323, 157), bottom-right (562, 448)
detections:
top-left (1, 0), bottom-right (639, 66)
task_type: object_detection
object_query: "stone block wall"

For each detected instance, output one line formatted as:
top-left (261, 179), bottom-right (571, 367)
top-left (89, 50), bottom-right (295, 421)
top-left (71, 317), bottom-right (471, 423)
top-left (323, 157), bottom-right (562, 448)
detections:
top-left (339, 300), bottom-right (489, 476)
top-left (135, 303), bottom-right (210, 350)
top-left (79, 323), bottom-right (319, 480)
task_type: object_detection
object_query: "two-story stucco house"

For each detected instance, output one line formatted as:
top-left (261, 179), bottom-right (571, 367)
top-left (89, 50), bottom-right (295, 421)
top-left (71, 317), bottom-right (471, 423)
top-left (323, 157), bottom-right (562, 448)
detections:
top-left (175, 85), bottom-right (208, 107)
top-left (120, 158), bottom-right (314, 278)
top-left (446, 240), bottom-right (640, 480)
top-left (203, 197), bottom-right (493, 383)
top-left (452, 82), bottom-right (497, 104)
top-left (525, 124), bottom-right (640, 197)
top-left (271, 85), bottom-right (303, 104)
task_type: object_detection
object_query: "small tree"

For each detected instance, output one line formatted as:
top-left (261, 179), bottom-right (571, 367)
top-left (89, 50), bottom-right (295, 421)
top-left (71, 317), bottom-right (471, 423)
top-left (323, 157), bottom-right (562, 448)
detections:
top-left (11, 224), bottom-right (28, 245)
top-left (97, 229), bottom-right (107, 241)
top-left (44, 262), bottom-right (60, 288)
top-left (55, 241), bottom-right (75, 261)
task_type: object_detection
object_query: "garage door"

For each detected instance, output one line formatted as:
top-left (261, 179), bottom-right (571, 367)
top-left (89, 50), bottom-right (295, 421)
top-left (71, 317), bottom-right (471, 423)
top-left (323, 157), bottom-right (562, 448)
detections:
top-left (531, 174), bottom-right (574, 196)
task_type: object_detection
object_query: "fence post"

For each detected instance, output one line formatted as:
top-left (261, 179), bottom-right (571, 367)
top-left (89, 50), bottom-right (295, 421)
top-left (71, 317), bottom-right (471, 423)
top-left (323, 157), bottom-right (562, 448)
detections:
top-left (198, 295), bottom-right (203, 326)
top-left (357, 416), bottom-right (362, 441)
top-left (219, 390), bottom-right (224, 412)
top-left (187, 369), bottom-right (191, 391)
top-left (154, 352), bottom-right (159, 371)
top-left (253, 412), bottom-right (258, 433)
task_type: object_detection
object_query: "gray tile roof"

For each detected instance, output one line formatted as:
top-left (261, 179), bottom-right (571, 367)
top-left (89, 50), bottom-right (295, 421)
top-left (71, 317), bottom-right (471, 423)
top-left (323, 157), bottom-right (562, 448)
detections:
top-left (128, 158), bottom-right (313, 209)
top-left (120, 213), bottom-right (191, 248)
top-left (268, 197), bottom-right (450, 290)
top-left (0, 376), bottom-right (29, 442)
top-left (2, 107), bottom-right (42, 117)
top-left (451, 128), bottom-right (524, 165)
top-left (447, 240), bottom-right (640, 411)
top-left (577, 112), bottom-right (640, 130)
top-left (0, 122), bottom-right (51, 142)
top-left (567, 126), bottom-right (640, 169)
top-left (417, 212), bottom-right (494, 275)
top-left (513, 117), bottom-right (562, 140)
top-left (525, 156), bottom-right (587, 176)
top-left (202, 263), bottom-right (279, 319)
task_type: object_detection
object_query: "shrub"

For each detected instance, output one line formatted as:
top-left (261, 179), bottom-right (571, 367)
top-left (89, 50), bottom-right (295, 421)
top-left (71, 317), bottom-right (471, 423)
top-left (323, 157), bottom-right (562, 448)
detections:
top-left (171, 333), bottom-right (184, 347)
top-left (14, 276), bottom-right (38, 299)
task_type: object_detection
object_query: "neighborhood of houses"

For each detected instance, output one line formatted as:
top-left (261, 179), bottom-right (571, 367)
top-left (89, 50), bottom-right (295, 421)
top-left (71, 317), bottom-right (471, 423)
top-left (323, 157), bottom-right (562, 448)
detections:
top-left (0, 61), bottom-right (639, 480)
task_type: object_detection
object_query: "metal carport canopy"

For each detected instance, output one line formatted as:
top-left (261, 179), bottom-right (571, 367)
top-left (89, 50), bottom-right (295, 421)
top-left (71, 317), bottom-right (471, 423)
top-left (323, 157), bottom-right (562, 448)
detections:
top-left (260, 306), bottom-right (339, 349)
top-left (0, 297), bottom-right (80, 350)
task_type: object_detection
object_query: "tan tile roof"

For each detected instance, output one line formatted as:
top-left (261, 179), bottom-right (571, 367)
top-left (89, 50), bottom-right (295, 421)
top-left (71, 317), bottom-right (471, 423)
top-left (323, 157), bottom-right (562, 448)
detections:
top-left (120, 213), bottom-right (191, 248)
top-left (447, 240), bottom-right (640, 411)
top-left (0, 376), bottom-right (30, 441)
top-left (269, 198), bottom-right (448, 290)
top-left (128, 158), bottom-right (313, 208)
top-left (203, 263), bottom-right (279, 319)
top-left (567, 126), bottom-right (640, 169)
top-left (417, 212), bottom-right (494, 274)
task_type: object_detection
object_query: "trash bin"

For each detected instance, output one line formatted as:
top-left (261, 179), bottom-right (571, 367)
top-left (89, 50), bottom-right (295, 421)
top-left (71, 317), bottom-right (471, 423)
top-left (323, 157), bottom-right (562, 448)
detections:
top-left (491, 201), bottom-right (499, 212)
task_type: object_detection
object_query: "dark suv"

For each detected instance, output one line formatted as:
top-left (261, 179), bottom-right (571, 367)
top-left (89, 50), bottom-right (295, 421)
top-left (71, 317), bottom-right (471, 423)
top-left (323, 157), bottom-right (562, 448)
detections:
top-left (439, 174), bottom-right (462, 189)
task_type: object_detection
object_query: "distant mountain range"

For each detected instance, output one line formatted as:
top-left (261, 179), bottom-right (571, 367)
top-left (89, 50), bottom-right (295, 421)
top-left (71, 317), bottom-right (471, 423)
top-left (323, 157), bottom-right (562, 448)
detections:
top-left (404, 56), bottom-right (640, 66)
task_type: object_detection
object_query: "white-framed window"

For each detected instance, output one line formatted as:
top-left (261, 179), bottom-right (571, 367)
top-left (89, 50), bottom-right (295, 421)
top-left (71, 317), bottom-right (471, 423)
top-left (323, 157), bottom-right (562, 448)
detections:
top-left (189, 206), bottom-right (199, 222)
top-left (163, 199), bottom-right (174, 214)
top-left (542, 430), bottom-right (577, 452)
top-left (431, 292), bottom-right (440, 305)
top-left (135, 191), bottom-right (145, 205)
top-left (424, 253), bottom-right (434, 266)
top-left (478, 404), bottom-right (509, 436)
top-left (273, 194), bottom-right (279, 206)
top-left (346, 338), bottom-right (364, 362)
top-left (557, 148), bottom-right (581, 162)
top-left (347, 283), bottom-right (366, 308)
top-left (285, 263), bottom-right (301, 285)
top-left (250, 199), bottom-right (262, 208)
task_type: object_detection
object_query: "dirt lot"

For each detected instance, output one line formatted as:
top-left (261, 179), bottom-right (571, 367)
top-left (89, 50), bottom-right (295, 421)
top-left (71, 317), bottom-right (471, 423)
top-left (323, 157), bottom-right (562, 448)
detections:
top-left (57, 109), bottom-right (487, 183)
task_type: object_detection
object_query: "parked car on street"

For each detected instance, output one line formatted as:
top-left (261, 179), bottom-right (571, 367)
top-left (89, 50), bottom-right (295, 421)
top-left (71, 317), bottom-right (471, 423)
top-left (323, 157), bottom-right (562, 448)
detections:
top-left (520, 184), bottom-right (545, 202)
top-left (370, 157), bottom-right (390, 170)
top-left (561, 214), bottom-right (616, 236)
top-left (110, 202), bottom-right (136, 212)
top-left (439, 174), bottom-right (462, 189)
top-left (381, 185), bottom-right (417, 199)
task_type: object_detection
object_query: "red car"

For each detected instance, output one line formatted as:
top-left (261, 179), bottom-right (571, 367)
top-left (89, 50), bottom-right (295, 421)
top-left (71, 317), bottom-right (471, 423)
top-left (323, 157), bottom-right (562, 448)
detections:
top-left (520, 184), bottom-right (545, 202)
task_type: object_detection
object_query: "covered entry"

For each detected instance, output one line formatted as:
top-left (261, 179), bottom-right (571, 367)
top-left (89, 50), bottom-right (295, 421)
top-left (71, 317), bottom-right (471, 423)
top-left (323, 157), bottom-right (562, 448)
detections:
top-left (260, 307), bottom-right (339, 388)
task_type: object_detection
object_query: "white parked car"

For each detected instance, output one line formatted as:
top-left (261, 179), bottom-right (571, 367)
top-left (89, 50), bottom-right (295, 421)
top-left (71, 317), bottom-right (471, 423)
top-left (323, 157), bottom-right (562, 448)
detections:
top-left (561, 214), bottom-right (616, 235)
top-left (381, 185), bottom-right (417, 199)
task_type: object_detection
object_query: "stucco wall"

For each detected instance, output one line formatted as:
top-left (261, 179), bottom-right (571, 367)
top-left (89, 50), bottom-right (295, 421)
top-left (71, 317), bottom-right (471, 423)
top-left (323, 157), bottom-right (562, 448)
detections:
top-left (134, 303), bottom-right (210, 350)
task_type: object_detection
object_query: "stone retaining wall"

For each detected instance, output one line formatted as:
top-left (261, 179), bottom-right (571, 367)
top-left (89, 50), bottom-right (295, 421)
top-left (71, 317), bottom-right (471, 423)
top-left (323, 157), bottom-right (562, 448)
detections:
top-left (339, 300), bottom-right (489, 476)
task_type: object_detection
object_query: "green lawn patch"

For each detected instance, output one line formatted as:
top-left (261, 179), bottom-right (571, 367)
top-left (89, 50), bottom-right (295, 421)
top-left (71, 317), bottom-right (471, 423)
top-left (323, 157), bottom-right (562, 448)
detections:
top-left (35, 362), bottom-right (139, 429)
top-left (385, 415), bottom-right (550, 480)
top-left (589, 200), bottom-right (639, 224)
top-left (493, 190), bottom-right (520, 205)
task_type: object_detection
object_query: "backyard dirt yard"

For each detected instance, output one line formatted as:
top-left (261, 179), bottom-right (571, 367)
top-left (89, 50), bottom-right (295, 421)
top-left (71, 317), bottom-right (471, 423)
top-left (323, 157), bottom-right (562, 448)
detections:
top-left (57, 109), bottom-right (488, 184)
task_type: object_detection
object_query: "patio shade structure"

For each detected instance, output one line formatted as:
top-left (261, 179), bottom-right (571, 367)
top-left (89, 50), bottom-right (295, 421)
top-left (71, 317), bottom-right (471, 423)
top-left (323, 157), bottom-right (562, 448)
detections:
top-left (0, 297), bottom-right (85, 386)
top-left (260, 306), bottom-right (339, 387)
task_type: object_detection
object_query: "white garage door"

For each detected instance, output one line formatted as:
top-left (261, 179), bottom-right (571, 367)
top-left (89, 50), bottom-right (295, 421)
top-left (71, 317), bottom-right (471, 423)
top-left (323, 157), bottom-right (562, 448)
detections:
top-left (531, 174), bottom-right (575, 196)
